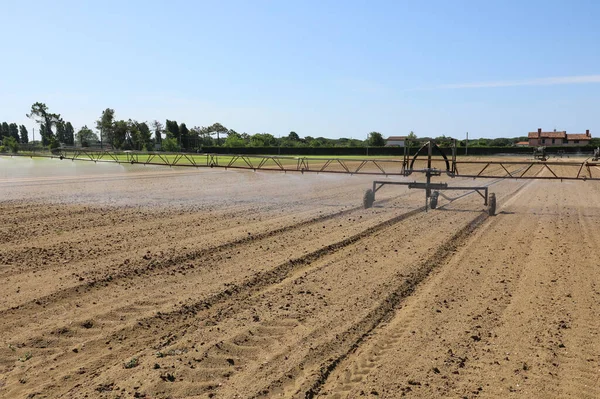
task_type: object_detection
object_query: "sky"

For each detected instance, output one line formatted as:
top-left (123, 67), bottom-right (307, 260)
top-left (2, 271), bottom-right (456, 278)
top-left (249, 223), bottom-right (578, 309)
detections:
top-left (2, 0), bottom-right (600, 141)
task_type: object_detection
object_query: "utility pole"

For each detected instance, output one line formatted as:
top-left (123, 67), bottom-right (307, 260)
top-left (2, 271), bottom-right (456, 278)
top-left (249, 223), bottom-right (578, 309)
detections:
top-left (465, 131), bottom-right (468, 156)
top-left (100, 126), bottom-right (103, 150)
top-left (32, 127), bottom-right (35, 153)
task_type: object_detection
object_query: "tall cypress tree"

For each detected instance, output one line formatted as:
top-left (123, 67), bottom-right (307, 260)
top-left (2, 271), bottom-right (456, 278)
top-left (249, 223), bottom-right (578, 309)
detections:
top-left (19, 125), bottom-right (29, 144)
top-left (65, 122), bottom-right (75, 146)
top-left (55, 121), bottom-right (66, 144)
top-left (179, 123), bottom-right (190, 150)
top-left (1, 122), bottom-right (9, 139)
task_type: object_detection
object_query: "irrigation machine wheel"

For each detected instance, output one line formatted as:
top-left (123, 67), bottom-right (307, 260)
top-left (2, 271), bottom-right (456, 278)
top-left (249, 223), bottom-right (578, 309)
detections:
top-left (430, 191), bottom-right (439, 209)
top-left (488, 193), bottom-right (497, 216)
top-left (363, 189), bottom-right (375, 209)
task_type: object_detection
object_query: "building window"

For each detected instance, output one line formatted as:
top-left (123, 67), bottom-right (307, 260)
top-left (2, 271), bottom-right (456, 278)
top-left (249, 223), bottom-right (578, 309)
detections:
top-left (574, 140), bottom-right (579, 144)
top-left (542, 139), bottom-right (546, 144)
top-left (552, 139), bottom-right (555, 144)
top-left (563, 139), bottom-right (568, 144)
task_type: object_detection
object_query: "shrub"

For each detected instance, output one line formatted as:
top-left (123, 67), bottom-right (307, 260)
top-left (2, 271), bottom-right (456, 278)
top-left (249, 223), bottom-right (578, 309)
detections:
top-left (161, 137), bottom-right (180, 152)
top-left (3, 136), bottom-right (19, 153)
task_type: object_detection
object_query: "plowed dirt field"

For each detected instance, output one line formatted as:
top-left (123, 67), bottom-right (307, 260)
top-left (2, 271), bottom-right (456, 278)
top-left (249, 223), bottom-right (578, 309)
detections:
top-left (0, 157), bottom-right (599, 398)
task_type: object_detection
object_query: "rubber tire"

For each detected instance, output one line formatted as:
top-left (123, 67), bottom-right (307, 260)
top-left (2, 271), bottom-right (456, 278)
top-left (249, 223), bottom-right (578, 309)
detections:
top-left (488, 193), bottom-right (496, 216)
top-left (430, 191), bottom-right (439, 209)
top-left (363, 189), bottom-right (375, 209)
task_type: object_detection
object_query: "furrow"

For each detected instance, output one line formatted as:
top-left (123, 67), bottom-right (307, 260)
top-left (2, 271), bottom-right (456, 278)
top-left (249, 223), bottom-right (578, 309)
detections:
top-left (297, 211), bottom-right (488, 398)
top-left (0, 202), bottom-right (429, 398)
top-left (0, 202), bottom-right (363, 316)
top-left (272, 176), bottom-right (539, 398)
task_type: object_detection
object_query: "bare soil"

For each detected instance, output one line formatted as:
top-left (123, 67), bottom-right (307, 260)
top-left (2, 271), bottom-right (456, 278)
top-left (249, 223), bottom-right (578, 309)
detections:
top-left (0, 158), bottom-right (598, 398)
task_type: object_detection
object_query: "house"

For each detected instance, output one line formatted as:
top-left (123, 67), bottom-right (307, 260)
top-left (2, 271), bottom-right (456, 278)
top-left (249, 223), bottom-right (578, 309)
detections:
top-left (385, 136), bottom-right (407, 147)
top-left (528, 128), bottom-right (592, 146)
top-left (515, 141), bottom-right (529, 147)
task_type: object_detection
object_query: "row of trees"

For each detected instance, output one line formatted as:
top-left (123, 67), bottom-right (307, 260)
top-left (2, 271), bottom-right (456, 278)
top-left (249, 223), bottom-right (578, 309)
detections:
top-left (94, 108), bottom-right (383, 151)
top-left (8, 102), bottom-right (398, 152)
top-left (10, 102), bottom-right (598, 153)
top-left (25, 102), bottom-right (78, 147)
top-left (0, 122), bottom-right (29, 153)
top-left (1, 122), bottom-right (29, 143)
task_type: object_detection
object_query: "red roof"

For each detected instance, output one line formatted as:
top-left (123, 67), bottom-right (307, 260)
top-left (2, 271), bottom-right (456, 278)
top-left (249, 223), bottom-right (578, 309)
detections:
top-left (528, 131), bottom-right (566, 139)
top-left (566, 134), bottom-right (591, 140)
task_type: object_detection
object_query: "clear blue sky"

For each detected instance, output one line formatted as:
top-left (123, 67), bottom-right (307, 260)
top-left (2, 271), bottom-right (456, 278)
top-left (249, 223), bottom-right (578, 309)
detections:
top-left (2, 0), bottom-right (600, 140)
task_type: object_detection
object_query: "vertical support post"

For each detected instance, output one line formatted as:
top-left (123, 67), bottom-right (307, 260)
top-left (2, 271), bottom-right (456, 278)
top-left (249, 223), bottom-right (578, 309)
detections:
top-left (403, 141), bottom-right (408, 175)
top-left (465, 131), bottom-right (468, 156)
top-left (452, 139), bottom-right (457, 174)
top-left (427, 140), bottom-right (432, 170)
top-left (425, 140), bottom-right (433, 208)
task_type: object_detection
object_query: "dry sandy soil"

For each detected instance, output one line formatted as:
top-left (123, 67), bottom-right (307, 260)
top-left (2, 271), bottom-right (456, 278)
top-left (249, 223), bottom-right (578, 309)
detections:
top-left (0, 156), bottom-right (599, 398)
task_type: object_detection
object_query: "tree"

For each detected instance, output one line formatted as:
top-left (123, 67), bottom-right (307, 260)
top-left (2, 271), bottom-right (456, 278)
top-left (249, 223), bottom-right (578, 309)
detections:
top-left (179, 123), bottom-right (190, 149)
top-left (152, 120), bottom-right (163, 145)
top-left (165, 120), bottom-right (179, 141)
top-left (125, 119), bottom-right (141, 150)
top-left (65, 122), bottom-right (75, 146)
top-left (39, 123), bottom-right (46, 143)
top-left (434, 135), bottom-right (453, 147)
top-left (489, 138), bottom-right (511, 147)
top-left (112, 120), bottom-right (128, 149)
top-left (137, 122), bottom-right (152, 151)
top-left (224, 131), bottom-right (247, 147)
top-left (1, 122), bottom-right (9, 139)
top-left (208, 122), bottom-right (228, 145)
top-left (26, 102), bottom-right (62, 146)
top-left (122, 120), bottom-right (151, 151)
top-left (199, 126), bottom-right (215, 146)
top-left (161, 137), bottom-right (179, 152)
top-left (249, 133), bottom-right (277, 147)
top-left (8, 123), bottom-right (19, 142)
top-left (190, 126), bottom-right (213, 147)
top-left (1, 136), bottom-right (19, 153)
top-left (367, 131), bottom-right (385, 147)
top-left (96, 108), bottom-right (115, 148)
top-left (55, 121), bottom-right (66, 144)
top-left (19, 125), bottom-right (29, 144)
top-left (77, 125), bottom-right (99, 147)
top-left (406, 131), bottom-right (417, 147)
top-left (288, 131), bottom-right (300, 141)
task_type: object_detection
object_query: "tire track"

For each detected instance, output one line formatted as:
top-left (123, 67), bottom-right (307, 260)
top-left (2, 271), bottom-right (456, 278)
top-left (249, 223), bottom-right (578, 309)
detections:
top-left (318, 203), bottom-right (539, 398)
top-left (0, 201), bottom-right (431, 398)
top-left (0, 168), bottom-right (531, 398)
top-left (294, 211), bottom-right (488, 398)
top-left (311, 176), bottom-right (592, 399)
top-left (554, 190), bottom-right (600, 398)
top-left (270, 176), bottom-right (540, 398)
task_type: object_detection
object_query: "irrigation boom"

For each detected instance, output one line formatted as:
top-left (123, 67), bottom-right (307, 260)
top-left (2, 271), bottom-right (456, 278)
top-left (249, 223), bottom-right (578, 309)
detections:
top-left (4, 140), bottom-right (600, 215)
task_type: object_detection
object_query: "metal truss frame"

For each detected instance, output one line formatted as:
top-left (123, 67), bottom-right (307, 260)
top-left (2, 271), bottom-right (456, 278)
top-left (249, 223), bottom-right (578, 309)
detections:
top-left (5, 144), bottom-right (600, 182)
